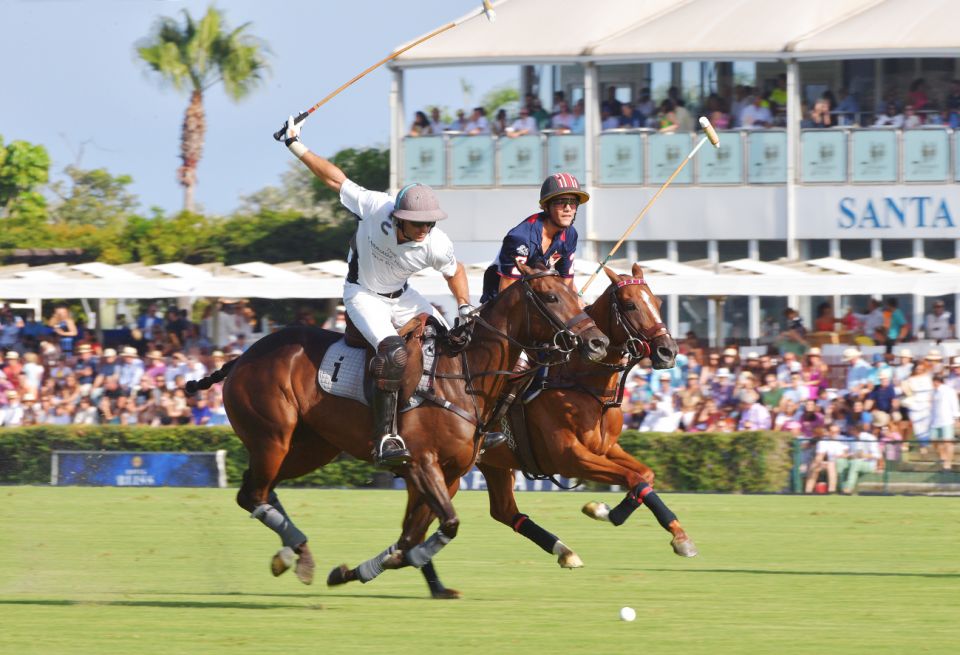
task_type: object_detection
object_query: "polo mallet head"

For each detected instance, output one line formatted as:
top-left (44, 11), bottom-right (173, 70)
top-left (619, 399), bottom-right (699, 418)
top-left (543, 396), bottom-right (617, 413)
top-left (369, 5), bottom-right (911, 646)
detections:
top-left (482, 0), bottom-right (497, 22)
top-left (699, 116), bottom-right (720, 148)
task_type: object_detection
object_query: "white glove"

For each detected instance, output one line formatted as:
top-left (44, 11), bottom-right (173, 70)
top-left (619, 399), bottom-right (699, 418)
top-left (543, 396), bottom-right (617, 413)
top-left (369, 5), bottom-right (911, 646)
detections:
top-left (458, 303), bottom-right (476, 321)
top-left (284, 114), bottom-right (308, 159)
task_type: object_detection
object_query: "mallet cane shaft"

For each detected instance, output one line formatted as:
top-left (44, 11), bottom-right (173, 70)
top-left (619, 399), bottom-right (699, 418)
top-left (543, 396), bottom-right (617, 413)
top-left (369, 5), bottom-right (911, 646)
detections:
top-left (273, 1), bottom-right (496, 140)
top-left (578, 117), bottom-right (720, 296)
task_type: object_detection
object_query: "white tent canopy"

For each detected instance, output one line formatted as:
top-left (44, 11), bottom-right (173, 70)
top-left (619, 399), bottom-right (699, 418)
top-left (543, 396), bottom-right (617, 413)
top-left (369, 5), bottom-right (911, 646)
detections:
top-left (2, 257), bottom-right (959, 301)
top-left (391, 0), bottom-right (960, 66)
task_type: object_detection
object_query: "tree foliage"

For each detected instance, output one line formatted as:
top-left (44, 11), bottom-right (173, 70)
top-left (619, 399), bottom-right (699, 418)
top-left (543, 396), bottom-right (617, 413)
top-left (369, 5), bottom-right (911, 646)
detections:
top-left (0, 135), bottom-right (50, 226)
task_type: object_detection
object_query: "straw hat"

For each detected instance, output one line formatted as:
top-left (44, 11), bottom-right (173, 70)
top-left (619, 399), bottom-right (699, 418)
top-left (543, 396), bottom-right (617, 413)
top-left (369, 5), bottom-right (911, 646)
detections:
top-left (211, 350), bottom-right (225, 359)
top-left (4, 351), bottom-right (19, 360)
top-left (808, 347), bottom-right (821, 356)
top-left (898, 348), bottom-right (913, 359)
top-left (842, 348), bottom-right (860, 362)
top-left (121, 346), bottom-right (138, 357)
top-left (76, 344), bottom-right (91, 353)
top-left (723, 347), bottom-right (738, 357)
top-left (147, 350), bottom-right (164, 360)
top-left (925, 349), bottom-right (943, 361)
top-left (102, 348), bottom-right (117, 358)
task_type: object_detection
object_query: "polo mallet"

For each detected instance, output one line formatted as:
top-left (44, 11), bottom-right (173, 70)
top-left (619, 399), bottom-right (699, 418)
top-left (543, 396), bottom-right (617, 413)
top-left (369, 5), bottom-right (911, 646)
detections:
top-left (272, 0), bottom-right (497, 140)
top-left (578, 116), bottom-right (720, 296)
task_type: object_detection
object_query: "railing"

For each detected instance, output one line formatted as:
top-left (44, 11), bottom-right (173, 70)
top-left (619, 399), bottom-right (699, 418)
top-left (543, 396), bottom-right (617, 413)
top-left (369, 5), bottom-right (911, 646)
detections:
top-left (401, 127), bottom-right (957, 188)
top-left (791, 437), bottom-right (960, 495)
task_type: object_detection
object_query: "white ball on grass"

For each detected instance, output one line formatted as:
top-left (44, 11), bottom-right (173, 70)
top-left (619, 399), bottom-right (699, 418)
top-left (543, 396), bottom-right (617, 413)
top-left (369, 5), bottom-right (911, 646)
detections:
top-left (619, 606), bottom-right (636, 622)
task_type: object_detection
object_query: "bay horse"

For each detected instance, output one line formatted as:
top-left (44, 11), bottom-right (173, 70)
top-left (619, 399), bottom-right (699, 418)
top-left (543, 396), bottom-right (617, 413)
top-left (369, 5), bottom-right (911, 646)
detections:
top-left (330, 264), bottom-right (698, 598)
top-left (196, 263), bottom-right (608, 588)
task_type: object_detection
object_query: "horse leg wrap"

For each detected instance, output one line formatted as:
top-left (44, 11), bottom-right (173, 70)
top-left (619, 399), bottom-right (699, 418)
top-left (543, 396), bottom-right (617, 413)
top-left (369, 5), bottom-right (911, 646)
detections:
top-left (404, 530), bottom-right (452, 568)
top-left (607, 483), bottom-right (677, 529)
top-left (267, 490), bottom-right (289, 518)
top-left (355, 543), bottom-right (398, 583)
top-left (250, 503), bottom-right (307, 549)
top-left (512, 513), bottom-right (559, 554)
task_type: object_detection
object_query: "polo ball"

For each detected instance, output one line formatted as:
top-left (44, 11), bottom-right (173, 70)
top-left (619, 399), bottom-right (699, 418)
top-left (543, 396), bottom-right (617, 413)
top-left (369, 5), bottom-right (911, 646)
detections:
top-left (619, 606), bottom-right (636, 622)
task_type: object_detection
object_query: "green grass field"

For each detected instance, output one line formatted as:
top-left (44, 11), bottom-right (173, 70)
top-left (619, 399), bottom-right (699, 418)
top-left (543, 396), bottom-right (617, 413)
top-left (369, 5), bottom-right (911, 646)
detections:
top-left (1, 488), bottom-right (957, 655)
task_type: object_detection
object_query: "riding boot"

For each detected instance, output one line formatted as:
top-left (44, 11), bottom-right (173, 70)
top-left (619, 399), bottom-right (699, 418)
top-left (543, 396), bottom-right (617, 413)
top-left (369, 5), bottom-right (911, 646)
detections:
top-left (371, 386), bottom-right (411, 468)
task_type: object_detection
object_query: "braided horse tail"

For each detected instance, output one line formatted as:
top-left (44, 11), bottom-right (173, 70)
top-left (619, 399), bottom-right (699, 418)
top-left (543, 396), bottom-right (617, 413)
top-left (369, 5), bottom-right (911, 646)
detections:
top-left (185, 359), bottom-right (238, 396)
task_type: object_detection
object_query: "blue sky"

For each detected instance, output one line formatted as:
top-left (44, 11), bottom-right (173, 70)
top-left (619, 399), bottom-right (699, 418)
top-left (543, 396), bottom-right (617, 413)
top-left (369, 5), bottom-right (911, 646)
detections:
top-left (1, 0), bottom-right (515, 215)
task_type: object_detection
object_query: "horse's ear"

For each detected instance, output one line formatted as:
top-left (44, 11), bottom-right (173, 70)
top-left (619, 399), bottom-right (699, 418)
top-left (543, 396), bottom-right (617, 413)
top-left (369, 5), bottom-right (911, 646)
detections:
top-left (516, 260), bottom-right (534, 277)
top-left (603, 265), bottom-right (620, 285)
top-left (632, 262), bottom-right (644, 278)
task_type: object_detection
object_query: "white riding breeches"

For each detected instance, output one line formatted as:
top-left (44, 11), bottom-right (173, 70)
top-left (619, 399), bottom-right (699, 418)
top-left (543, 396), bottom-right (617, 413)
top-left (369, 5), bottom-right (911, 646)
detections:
top-left (342, 282), bottom-right (447, 348)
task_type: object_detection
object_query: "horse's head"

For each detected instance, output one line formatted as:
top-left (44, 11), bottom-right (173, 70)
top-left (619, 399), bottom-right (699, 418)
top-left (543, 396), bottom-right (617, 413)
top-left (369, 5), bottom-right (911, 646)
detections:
top-left (599, 263), bottom-right (678, 369)
top-left (505, 261), bottom-right (608, 363)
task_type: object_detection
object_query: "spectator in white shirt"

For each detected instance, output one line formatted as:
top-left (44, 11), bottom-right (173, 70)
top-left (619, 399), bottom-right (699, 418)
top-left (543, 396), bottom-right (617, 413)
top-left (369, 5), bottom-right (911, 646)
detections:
top-left (1, 389), bottom-right (24, 426)
top-left (873, 103), bottom-right (904, 128)
top-left (465, 107), bottom-right (490, 135)
top-left (930, 374), bottom-right (959, 470)
top-left (739, 96), bottom-right (772, 129)
top-left (924, 300), bottom-right (953, 341)
top-left (550, 101), bottom-right (574, 132)
top-left (429, 107), bottom-right (447, 134)
top-left (507, 107), bottom-right (538, 137)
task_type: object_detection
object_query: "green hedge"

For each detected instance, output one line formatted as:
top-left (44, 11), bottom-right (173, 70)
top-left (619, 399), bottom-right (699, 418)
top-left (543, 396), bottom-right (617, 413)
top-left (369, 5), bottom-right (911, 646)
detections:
top-left (616, 430), bottom-right (794, 493)
top-left (0, 426), bottom-right (379, 488)
top-left (0, 426), bottom-right (793, 492)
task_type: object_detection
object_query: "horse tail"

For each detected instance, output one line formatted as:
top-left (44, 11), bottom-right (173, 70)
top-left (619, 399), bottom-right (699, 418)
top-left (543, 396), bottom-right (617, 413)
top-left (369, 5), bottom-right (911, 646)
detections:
top-left (185, 359), bottom-right (238, 396)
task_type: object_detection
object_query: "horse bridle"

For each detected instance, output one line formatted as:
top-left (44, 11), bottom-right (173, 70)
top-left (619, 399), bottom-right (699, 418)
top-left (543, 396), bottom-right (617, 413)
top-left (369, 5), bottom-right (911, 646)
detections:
top-left (608, 277), bottom-right (669, 361)
top-left (467, 269), bottom-right (597, 362)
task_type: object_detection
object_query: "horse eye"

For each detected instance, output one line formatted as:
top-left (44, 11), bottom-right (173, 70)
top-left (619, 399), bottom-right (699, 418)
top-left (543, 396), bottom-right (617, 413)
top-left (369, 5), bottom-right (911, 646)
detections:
top-left (540, 293), bottom-right (558, 303)
top-left (623, 302), bottom-right (637, 310)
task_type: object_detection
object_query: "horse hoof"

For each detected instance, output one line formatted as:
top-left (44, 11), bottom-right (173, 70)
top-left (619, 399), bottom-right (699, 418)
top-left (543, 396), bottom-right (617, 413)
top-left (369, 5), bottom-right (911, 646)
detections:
top-left (671, 537), bottom-right (699, 558)
top-left (327, 564), bottom-right (352, 587)
top-left (556, 545), bottom-right (584, 569)
top-left (295, 548), bottom-right (315, 585)
top-left (431, 588), bottom-right (462, 600)
top-left (582, 501), bottom-right (611, 522)
top-left (271, 547), bottom-right (296, 577)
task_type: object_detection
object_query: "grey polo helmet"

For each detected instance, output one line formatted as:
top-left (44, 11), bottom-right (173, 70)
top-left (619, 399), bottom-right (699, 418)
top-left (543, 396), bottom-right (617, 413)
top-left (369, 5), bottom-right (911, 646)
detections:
top-left (392, 183), bottom-right (448, 222)
top-left (539, 172), bottom-right (590, 208)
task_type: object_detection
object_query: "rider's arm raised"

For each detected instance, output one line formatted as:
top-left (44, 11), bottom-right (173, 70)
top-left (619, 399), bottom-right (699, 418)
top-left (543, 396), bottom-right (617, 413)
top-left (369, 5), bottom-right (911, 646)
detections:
top-left (281, 115), bottom-right (346, 193)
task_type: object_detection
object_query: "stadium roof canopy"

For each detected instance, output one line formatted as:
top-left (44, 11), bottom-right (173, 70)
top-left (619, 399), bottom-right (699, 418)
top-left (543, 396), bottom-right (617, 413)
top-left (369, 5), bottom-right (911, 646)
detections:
top-left (2, 257), bottom-right (959, 301)
top-left (391, 0), bottom-right (960, 67)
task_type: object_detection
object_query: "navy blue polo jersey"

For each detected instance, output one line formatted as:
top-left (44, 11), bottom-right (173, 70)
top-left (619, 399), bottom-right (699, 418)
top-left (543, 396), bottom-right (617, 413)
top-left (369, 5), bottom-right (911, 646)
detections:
top-left (480, 212), bottom-right (578, 302)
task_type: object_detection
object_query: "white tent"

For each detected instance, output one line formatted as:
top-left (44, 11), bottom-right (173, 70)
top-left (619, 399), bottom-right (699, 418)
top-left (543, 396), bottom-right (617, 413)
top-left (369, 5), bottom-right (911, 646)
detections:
top-left (3, 257), bottom-right (959, 301)
top-left (391, 0), bottom-right (960, 66)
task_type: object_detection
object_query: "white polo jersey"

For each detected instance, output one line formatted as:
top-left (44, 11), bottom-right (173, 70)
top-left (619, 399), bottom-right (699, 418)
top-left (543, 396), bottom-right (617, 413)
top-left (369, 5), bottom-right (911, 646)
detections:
top-left (339, 179), bottom-right (458, 294)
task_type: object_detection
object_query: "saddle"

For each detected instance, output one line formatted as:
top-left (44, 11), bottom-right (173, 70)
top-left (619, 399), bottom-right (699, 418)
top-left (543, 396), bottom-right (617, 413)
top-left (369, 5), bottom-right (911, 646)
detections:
top-left (316, 313), bottom-right (427, 407)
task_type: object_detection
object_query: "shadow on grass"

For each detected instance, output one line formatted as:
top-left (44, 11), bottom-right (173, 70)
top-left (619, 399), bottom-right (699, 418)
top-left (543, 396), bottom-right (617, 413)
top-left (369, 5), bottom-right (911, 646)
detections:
top-left (0, 599), bottom-right (321, 610)
top-left (641, 568), bottom-right (960, 579)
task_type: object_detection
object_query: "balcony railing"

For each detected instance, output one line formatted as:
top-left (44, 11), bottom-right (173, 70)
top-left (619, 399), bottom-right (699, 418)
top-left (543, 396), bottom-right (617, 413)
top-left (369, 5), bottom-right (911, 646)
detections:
top-left (401, 127), bottom-right (957, 188)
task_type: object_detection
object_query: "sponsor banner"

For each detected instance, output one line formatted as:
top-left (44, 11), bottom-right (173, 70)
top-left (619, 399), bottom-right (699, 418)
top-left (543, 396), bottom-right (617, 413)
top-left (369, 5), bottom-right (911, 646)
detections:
top-left (796, 185), bottom-right (960, 239)
top-left (52, 450), bottom-right (227, 487)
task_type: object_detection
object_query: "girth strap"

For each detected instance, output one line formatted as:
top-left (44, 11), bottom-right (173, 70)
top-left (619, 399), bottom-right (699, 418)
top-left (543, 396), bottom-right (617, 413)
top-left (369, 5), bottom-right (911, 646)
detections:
top-left (415, 388), bottom-right (479, 426)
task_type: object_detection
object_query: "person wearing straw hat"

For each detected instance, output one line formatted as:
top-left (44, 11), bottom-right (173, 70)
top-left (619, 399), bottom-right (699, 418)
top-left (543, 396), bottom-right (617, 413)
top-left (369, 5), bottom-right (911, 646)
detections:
top-left (117, 346), bottom-right (145, 393)
top-left (844, 348), bottom-right (872, 395)
top-left (281, 115), bottom-right (472, 468)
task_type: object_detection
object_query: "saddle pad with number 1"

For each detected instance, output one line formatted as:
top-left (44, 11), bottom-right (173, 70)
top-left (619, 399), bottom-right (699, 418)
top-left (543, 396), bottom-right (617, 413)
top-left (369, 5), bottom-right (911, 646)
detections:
top-left (317, 338), bottom-right (368, 405)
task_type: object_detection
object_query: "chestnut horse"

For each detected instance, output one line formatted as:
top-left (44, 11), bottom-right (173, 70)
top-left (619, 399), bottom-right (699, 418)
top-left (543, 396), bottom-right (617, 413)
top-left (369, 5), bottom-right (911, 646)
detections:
top-left (200, 264), bottom-right (608, 588)
top-left (331, 264), bottom-right (698, 598)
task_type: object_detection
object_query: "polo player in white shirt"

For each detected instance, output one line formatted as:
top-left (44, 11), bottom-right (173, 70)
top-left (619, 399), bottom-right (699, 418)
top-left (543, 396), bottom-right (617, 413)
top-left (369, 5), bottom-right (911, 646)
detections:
top-left (281, 116), bottom-right (474, 468)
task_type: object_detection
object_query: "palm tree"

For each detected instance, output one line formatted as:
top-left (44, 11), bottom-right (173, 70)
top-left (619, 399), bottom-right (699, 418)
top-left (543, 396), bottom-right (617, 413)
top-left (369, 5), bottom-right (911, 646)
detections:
top-left (137, 6), bottom-right (269, 212)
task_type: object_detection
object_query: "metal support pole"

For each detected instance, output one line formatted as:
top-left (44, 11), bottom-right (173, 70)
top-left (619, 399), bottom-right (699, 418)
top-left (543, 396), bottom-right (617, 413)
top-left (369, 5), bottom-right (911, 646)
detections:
top-left (389, 68), bottom-right (404, 192)
top-left (583, 62), bottom-right (599, 262)
top-left (786, 59), bottom-right (800, 260)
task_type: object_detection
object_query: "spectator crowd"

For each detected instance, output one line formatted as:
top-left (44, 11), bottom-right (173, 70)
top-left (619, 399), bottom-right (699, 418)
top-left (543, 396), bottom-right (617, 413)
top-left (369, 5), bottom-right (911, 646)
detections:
top-left (3, 297), bottom-right (958, 494)
top-left (0, 300), bottom-right (266, 428)
top-left (407, 76), bottom-right (960, 138)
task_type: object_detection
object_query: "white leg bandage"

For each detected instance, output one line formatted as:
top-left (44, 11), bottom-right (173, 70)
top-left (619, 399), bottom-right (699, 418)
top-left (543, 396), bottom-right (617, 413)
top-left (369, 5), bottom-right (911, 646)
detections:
top-left (404, 529), bottom-right (452, 568)
top-left (355, 543), bottom-right (398, 583)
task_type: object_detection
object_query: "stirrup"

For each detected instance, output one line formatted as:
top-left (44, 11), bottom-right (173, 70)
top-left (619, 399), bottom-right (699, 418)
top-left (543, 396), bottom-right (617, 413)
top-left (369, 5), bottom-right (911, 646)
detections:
top-left (374, 435), bottom-right (412, 469)
top-left (481, 432), bottom-right (507, 451)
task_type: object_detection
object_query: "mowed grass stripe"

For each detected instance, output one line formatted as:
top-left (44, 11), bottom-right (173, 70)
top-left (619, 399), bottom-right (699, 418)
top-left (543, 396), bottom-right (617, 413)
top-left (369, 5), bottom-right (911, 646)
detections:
top-left (1, 488), bottom-right (957, 654)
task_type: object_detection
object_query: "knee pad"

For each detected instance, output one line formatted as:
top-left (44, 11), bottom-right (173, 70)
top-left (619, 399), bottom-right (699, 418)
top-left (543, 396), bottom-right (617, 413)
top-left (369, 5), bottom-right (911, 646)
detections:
top-left (370, 336), bottom-right (407, 390)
